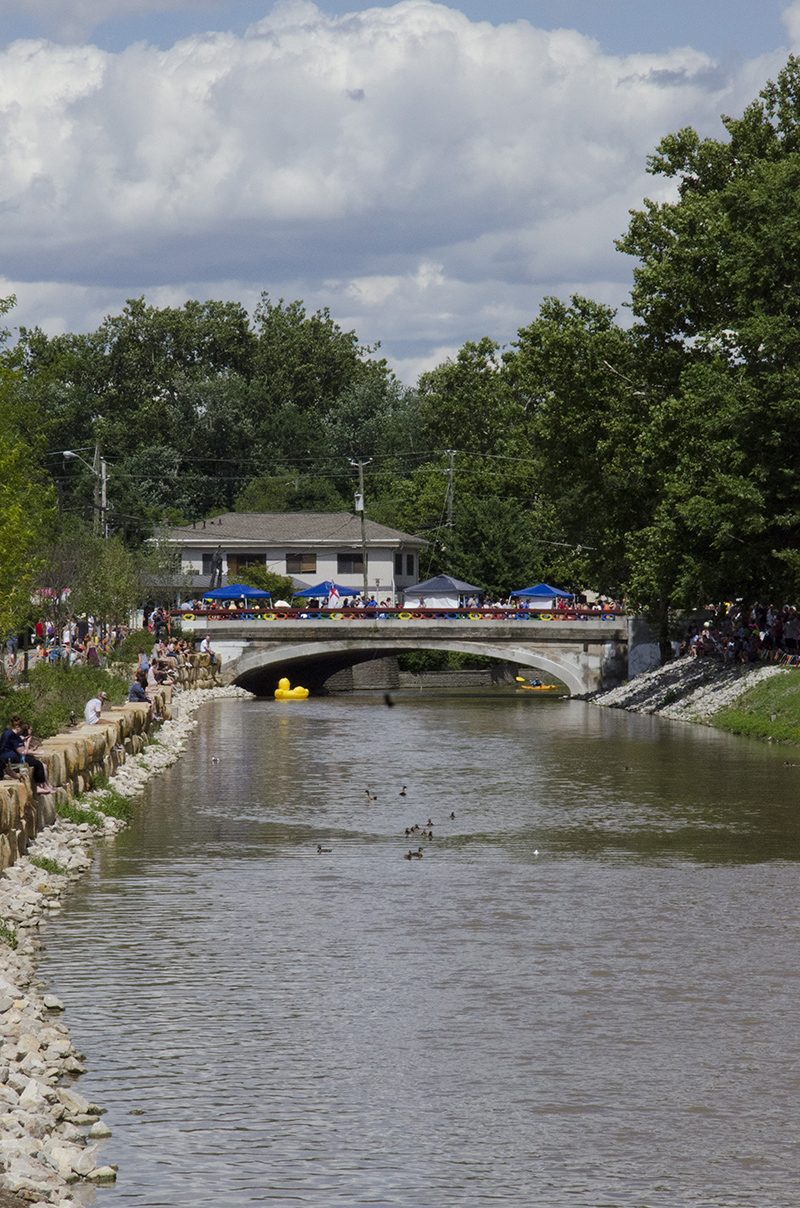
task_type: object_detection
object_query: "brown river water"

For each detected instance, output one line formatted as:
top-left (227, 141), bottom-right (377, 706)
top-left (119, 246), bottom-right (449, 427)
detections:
top-left (37, 690), bottom-right (800, 1207)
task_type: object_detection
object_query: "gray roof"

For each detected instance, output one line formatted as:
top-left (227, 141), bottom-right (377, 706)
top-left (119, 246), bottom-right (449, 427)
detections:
top-left (162, 512), bottom-right (427, 549)
top-left (404, 574), bottom-right (483, 597)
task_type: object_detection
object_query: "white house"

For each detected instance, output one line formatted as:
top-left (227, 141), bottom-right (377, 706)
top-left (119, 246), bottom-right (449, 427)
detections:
top-left (160, 512), bottom-right (428, 601)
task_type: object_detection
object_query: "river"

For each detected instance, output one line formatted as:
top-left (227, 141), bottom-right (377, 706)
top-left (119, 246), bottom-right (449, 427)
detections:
top-left (37, 690), bottom-right (800, 1207)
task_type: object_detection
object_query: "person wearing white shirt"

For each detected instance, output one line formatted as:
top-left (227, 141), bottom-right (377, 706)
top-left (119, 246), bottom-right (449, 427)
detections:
top-left (84, 691), bottom-right (107, 725)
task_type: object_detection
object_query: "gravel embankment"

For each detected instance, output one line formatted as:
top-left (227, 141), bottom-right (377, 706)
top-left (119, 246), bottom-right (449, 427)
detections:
top-left (0, 684), bottom-right (252, 1205)
top-left (593, 657), bottom-right (788, 723)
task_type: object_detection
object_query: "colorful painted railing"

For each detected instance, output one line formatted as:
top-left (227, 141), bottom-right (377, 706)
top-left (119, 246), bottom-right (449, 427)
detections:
top-left (172, 607), bottom-right (624, 623)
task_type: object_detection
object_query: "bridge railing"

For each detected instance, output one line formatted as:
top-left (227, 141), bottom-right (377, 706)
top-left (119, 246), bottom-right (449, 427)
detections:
top-left (171, 606), bottom-right (625, 623)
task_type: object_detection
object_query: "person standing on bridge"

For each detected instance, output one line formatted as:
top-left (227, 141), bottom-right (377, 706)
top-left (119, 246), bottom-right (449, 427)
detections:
top-left (209, 546), bottom-right (223, 591)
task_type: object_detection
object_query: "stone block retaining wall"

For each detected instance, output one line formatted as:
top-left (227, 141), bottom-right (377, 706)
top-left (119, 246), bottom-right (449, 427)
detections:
top-left (0, 652), bottom-right (221, 872)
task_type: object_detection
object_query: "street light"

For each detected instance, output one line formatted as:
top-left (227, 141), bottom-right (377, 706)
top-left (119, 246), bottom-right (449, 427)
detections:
top-left (61, 447), bottom-right (108, 537)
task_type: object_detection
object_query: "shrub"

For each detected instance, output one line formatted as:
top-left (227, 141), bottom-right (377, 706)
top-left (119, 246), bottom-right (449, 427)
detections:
top-left (0, 665), bottom-right (127, 738)
top-left (107, 629), bottom-right (157, 667)
top-left (29, 854), bottom-right (67, 877)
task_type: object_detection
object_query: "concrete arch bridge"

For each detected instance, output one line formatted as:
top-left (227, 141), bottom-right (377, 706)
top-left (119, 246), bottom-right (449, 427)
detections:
top-left (186, 614), bottom-right (653, 697)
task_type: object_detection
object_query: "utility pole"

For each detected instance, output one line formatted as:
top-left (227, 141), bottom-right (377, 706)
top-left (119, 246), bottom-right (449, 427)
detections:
top-left (63, 446), bottom-right (108, 536)
top-left (90, 444), bottom-right (109, 537)
top-left (101, 456), bottom-right (108, 538)
top-left (92, 445), bottom-right (102, 536)
top-left (445, 449), bottom-right (455, 528)
top-left (350, 457), bottom-right (372, 599)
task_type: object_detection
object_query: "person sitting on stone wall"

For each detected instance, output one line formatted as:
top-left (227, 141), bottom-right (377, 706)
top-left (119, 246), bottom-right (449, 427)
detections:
top-left (84, 691), bottom-right (108, 725)
top-left (0, 717), bottom-right (55, 793)
top-left (199, 635), bottom-right (217, 664)
top-left (128, 671), bottom-right (151, 706)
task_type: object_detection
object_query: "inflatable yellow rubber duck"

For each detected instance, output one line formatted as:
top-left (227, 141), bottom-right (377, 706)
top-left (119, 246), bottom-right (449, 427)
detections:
top-left (274, 676), bottom-right (309, 701)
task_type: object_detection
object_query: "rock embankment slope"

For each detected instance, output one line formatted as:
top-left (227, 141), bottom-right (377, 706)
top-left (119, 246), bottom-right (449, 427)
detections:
top-left (593, 656), bottom-right (788, 723)
top-left (0, 683), bottom-right (252, 1206)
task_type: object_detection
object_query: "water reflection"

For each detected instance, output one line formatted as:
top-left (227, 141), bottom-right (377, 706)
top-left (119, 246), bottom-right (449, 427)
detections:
top-left (37, 691), bottom-right (800, 1207)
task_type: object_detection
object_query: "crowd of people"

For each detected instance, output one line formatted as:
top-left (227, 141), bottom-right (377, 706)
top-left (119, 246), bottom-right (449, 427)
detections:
top-left (127, 639), bottom-right (193, 709)
top-left (191, 594), bottom-right (625, 613)
top-left (1, 605), bottom-right (190, 680)
top-left (680, 603), bottom-right (800, 665)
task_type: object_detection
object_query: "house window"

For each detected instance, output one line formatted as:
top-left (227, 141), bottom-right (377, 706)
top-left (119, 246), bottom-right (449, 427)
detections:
top-left (228, 553), bottom-right (265, 576)
top-left (337, 552), bottom-right (364, 574)
top-left (406, 554), bottom-right (415, 577)
top-left (286, 553), bottom-right (317, 574)
top-left (202, 554), bottom-right (214, 575)
top-left (394, 552), bottom-right (403, 575)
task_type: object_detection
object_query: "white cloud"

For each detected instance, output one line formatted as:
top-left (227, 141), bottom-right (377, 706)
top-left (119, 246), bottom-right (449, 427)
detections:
top-left (0, 1), bottom-right (789, 377)
top-left (0, 0), bottom-right (221, 44)
top-left (783, 2), bottom-right (800, 48)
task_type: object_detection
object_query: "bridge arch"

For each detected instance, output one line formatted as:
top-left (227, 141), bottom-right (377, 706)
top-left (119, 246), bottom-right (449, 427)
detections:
top-left (221, 636), bottom-right (591, 697)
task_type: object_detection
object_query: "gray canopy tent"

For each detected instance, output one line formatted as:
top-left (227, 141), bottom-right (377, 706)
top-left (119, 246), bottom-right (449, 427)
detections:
top-left (402, 575), bottom-right (483, 609)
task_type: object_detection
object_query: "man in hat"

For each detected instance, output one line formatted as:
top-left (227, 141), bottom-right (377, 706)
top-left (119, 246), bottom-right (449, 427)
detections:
top-left (84, 691), bottom-right (108, 726)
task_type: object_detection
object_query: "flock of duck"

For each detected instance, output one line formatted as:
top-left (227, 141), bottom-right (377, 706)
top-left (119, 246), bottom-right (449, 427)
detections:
top-left (315, 783), bottom-right (458, 860)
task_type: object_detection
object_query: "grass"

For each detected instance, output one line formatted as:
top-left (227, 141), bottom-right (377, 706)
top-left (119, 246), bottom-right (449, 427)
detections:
top-left (57, 800), bottom-right (104, 827)
top-left (0, 921), bottom-right (18, 950)
top-left (59, 784), bottom-right (136, 826)
top-left (713, 672), bottom-right (800, 743)
top-left (93, 788), bottom-right (135, 821)
top-left (28, 854), bottom-right (68, 877)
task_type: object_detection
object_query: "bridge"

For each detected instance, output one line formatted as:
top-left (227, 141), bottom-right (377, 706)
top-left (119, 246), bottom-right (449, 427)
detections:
top-left (178, 609), bottom-right (656, 697)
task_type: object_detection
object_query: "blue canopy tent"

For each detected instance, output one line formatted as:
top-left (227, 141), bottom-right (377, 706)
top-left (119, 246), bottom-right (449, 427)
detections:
top-left (510, 582), bottom-right (574, 600)
top-left (293, 581), bottom-right (355, 599)
top-left (202, 583), bottom-right (271, 601)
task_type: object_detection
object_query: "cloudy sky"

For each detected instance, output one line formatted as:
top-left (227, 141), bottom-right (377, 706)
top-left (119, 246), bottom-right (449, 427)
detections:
top-left (2, 0), bottom-right (799, 381)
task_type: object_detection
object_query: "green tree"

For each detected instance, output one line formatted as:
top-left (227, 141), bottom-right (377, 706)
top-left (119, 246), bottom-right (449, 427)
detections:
top-left (502, 295), bottom-right (644, 598)
top-left (235, 564), bottom-right (296, 601)
top-left (234, 473), bottom-right (347, 513)
top-left (617, 56), bottom-right (800, 609)
top-left (34, 518), bottom-right (144, 637)
top-left (79, 534), bottom-right (142, 626)
top-left (418, 337), bottom-right (520, 455)
top-left (323, 378), bottom-right (422, 462)
top-left (0, 298), bottom-right (55, 636)
top-left (252, 295), bottom-right (388, 416)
